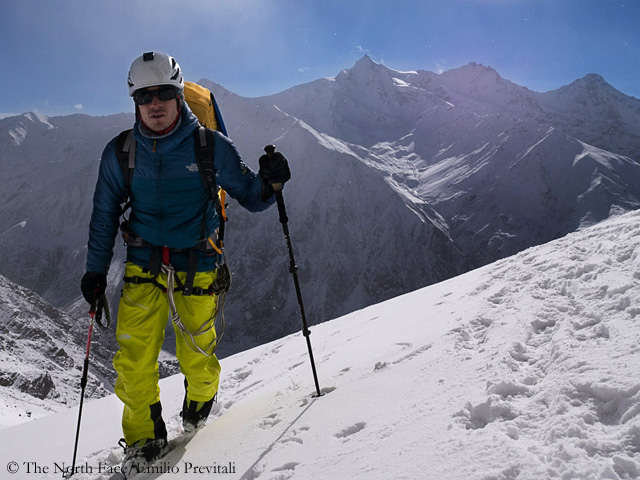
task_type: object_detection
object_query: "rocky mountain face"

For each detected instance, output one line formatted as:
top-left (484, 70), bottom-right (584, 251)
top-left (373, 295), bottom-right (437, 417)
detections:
top-left (247, 56), bottom-right (640, 268)
top-left (1, 57), bottom-right (639, 397)
top-left (0, 273), bottom-right (110, 427)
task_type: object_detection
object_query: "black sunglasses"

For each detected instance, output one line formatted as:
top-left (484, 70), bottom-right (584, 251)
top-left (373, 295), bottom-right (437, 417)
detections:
top-left (133, 86), bottom-right (179, 105)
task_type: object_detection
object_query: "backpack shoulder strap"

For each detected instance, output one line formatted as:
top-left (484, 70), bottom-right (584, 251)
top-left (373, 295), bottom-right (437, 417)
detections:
top-left (192, 126), bottom-right (229, 253)
top-left (115, 129), bottom-right (136, 204)
top-left (192, 126), bottom-right (217, 203)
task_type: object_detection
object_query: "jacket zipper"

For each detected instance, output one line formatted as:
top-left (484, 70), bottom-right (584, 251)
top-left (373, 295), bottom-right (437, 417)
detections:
top-left (156, 143), bottom-right (166, 245)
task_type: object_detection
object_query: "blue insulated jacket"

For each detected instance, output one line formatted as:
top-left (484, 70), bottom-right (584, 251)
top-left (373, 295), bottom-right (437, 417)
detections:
top-left (86, 105), bottom-right (274, 275)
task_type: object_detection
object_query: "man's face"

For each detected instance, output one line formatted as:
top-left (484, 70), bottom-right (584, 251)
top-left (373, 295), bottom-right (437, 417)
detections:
top-left (136, 85), bottom-right (179, 132)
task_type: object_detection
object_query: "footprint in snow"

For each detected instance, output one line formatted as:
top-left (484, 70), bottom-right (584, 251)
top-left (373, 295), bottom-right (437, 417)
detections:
top-left (280, 426), bottom-right (309, 445)
top-left (456, 396), bottom-right (518, 430)
top-left (259, 413), bottom-right (281, 429)
top-left (530, 317), bottom-right (557, 334)
top-left (270, 462), bottom-right (300, 480)
top-left (334, 422), bottom-right (367, 441)
top-left (288, 361), bottom-right (305, 371)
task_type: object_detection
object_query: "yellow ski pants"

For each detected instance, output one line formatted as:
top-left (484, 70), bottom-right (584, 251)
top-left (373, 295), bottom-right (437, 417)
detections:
top-left (114, 263), bottom-right (222, 445)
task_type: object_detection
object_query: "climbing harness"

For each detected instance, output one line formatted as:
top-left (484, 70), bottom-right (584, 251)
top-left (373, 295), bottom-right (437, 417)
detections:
top-left (123, 246), bottom-right (231, 356)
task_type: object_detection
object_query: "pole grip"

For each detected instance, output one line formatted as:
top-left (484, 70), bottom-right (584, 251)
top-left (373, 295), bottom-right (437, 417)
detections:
top-left (264, 144), bottom-right (283, 194)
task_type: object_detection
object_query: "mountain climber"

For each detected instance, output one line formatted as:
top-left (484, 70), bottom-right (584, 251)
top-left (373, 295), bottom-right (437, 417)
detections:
top-left (80, 52), bottom-right (290, 470)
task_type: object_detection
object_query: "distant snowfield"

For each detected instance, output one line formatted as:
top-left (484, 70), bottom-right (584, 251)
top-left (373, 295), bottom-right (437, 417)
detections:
top-left (1, 210), bottom-right (640, 480)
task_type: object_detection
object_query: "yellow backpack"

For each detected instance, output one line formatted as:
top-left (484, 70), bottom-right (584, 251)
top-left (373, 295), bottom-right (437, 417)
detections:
top-left (183, 81), bottom-right (227, 134)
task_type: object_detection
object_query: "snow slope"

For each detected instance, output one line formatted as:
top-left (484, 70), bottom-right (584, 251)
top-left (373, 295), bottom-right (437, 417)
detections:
top-left (1, 211), bottom-right (640, 480)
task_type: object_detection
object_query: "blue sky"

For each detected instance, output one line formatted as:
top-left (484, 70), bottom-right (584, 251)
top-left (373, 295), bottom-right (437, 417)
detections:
top-left (1, 0), bottom-right (638, 117)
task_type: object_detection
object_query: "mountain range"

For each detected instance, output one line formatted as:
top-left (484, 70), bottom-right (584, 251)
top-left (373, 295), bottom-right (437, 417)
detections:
top-left (1, 57), bottom-right (640, 412)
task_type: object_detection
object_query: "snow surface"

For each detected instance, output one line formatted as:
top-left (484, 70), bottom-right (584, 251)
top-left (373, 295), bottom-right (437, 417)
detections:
top-left (2, 210), bottom-right (640, 480)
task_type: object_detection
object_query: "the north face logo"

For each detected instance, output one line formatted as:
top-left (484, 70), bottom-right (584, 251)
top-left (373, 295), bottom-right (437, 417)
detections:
top-left (186, 163), bottom-right (199, 172)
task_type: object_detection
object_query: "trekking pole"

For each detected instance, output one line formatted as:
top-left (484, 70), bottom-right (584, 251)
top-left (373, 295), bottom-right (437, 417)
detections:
top-left (264, 145), bottom-right (322, 398)
top-left (63, 298), bottom-right (103, 479)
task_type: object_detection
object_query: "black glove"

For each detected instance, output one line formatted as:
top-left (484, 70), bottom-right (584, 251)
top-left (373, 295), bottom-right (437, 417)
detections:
top-left (259, 147), bottom-right (291, 201)
top-left (81, 271), bottom-right (107, 305)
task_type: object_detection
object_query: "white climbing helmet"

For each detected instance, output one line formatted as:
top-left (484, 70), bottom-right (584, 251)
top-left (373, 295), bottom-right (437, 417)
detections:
top-left (127, 52), bottom-right (184, 96)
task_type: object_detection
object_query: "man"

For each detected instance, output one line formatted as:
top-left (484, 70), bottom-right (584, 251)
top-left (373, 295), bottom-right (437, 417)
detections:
top-left (80, 52), bottom-right (290, 469)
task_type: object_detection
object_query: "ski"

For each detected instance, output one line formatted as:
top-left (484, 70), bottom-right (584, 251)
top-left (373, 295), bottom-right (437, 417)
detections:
top-left (106, 432), bottom-right (197, 480)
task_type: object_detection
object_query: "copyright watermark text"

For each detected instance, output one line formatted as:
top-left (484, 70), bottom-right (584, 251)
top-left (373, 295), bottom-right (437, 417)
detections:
top-left (6, 460), bottom-right (236, 475)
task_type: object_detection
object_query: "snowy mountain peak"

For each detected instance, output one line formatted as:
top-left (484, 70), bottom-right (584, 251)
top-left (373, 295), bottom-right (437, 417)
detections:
top-left (353, 54), bottom-right (377, 67)
top-left (465, 61), bottom-right (499, 73)
top-left (562, 73), bottom-right (622, 97)
top-left (582, 73), bottom-right (607, 83)
top-left (194, 78), bottom-right (237, 101)
top-left (3, 111), bottom-right (55, 146)
top-left (441, 62), bottom-right (505, 85)
top-left (431, 62), bottom-right (539, 116)
top-left (549, 72), bottom-right (628, 101)
top-left (339, 54), bottom-right (390, 83)
top-left (24, 111), bottom-right (52, 126)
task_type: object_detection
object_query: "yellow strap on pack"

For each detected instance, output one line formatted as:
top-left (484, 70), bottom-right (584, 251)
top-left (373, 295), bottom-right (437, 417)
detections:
top-left (208, 235), bottom-right (223, 255)
top-left (218, 189), bottom-right (227, 222)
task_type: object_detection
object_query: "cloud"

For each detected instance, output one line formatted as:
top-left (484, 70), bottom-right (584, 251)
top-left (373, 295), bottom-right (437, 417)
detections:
top-left (298, 66), bottom-right (311, 74)
top-left (355, 45), bottom-right (369, 54)
top-left (74, 104), bottom-right (84, 110)
top-left (435, 61), bottom-right (447, 74)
